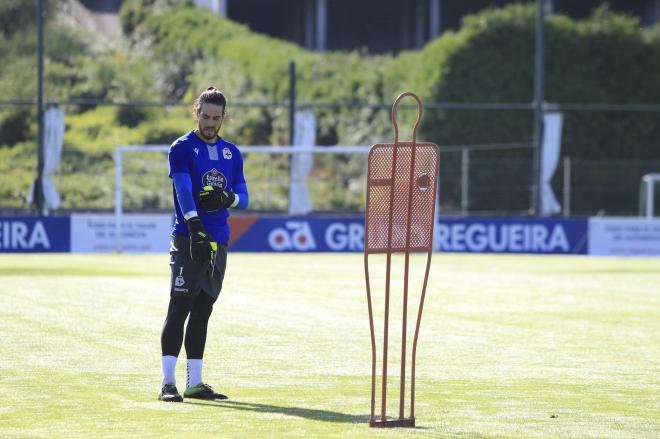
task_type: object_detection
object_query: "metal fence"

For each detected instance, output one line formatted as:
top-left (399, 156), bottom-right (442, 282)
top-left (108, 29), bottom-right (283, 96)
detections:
top-left (1, 99), bottom-right (660, 217)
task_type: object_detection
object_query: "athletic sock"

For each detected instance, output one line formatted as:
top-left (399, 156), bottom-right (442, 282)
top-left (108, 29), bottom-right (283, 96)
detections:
top-left (187, 359), bottom-right (203, 388)
top-left (161, 355), bottom-right (177, 386)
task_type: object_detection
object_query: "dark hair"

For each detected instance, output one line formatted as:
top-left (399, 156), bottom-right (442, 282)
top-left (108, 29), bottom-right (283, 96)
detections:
top-left (193, 86), bottom-right (227, 118)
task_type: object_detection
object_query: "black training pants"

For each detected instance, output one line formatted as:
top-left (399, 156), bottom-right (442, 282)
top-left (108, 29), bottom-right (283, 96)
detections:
top-left (161, 293), bottom-right (216, 359)
top-left (161, 235), bottom-right (227, 359)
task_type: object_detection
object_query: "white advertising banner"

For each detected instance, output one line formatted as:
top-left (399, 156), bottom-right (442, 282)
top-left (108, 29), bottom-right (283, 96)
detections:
top-left (71, 213), bottom-right (172, 253)
top-left (588, 217), bottom-right (660, 256)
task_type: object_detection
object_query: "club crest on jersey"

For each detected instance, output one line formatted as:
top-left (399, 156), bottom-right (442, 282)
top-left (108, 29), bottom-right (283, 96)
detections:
top-left (223, 147), bottom-right (232, 160)
top-left (175, 267), bottom-right (185, 287)
top-left (202, 168), bottom-right (227, 189)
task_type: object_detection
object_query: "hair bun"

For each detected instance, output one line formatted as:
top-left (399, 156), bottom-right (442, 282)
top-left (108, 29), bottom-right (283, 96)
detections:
top-left (207, 86), bottom-right (217, 91)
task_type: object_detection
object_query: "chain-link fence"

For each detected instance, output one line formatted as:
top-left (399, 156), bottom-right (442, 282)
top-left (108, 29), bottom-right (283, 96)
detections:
top-left (440, 152), bottom-right (660, 217)
top-left (2, 100), bottom-right (660, 217)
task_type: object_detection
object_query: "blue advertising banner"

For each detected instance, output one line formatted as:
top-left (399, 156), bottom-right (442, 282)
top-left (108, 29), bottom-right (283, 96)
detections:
top-left (230, 216), bottom-right (588, 254)
top-left (436, 217), bottom-right (588, 254)
top-left (231, 217), bottom-right (365, 252)
top-left (0, 217), bottom-right (71, 253)
top-left (0, 215), bottom-right (590, 254)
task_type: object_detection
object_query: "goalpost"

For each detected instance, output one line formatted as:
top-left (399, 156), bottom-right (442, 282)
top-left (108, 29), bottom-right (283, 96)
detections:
top-left (640, 173), bottom-right (660, 218)
top-left (113, 144), bottom-right (378, 251)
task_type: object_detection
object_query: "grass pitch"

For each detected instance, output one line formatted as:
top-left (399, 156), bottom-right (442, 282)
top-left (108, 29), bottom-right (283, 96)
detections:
top-left (0, 253), bottom-right (658, 438)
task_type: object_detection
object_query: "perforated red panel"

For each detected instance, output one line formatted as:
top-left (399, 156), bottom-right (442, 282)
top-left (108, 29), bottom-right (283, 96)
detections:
top-left (365, 142), bottom-right (439, 254)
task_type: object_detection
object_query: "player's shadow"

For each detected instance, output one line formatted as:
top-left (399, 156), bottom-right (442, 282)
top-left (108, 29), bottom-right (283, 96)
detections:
top-left (185, 400), bottom-right (370, 424)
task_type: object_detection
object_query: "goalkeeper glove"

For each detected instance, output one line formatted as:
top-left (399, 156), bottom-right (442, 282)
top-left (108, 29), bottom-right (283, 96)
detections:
top-left (186, 217), bottom-right (213, 261)
top-left (199, 185), bottom-right (236, 212)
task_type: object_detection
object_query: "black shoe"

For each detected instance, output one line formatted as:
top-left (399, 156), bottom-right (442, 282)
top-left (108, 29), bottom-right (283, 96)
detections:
top-left (158, 384), bottom-right (183, 402)
top-left (183, 383), bottom-right (228, 400)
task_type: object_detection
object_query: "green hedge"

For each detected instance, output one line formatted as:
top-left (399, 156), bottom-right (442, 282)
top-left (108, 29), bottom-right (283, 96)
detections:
top-left (134, 6), bottom-right (394, 146)
top-left (389, 4), bottom-right (660, 160)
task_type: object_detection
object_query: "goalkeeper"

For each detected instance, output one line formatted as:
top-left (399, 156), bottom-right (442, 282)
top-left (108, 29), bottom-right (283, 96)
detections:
top-left (158, 86), bottom-right (249, 403)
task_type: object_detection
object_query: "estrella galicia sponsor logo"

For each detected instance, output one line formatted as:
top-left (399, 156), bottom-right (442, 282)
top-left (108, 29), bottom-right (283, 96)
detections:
top-left (0, 220), bottom-right (51, 250)
top-left (202, 168), bottom-right (227, 189)
top-left (436, 222), bottom-right (571, 253)
top-left (268, 221), bottom-right (316, 251)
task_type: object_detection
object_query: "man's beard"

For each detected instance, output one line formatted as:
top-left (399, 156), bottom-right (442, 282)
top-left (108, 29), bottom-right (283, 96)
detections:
top-left (198, 124), bottom-right (219, 142)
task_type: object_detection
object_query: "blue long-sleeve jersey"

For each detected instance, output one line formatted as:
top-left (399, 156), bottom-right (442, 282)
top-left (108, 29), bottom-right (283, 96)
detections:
top-left (168, 130), bottom-right (249, 244)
